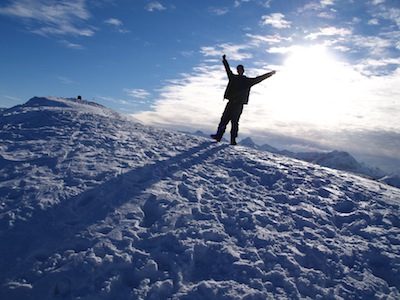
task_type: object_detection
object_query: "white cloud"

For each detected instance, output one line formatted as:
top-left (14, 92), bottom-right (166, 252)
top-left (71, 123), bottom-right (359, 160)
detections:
top-left (320, 0), bottom-right (334, 7)
top-left (371, 0), bottom-right (385, 5)
top-left (0, 0), bottom-right (94, 37)
top-left (368, 18), bottom-right (380, 25)
top-left (263, 0), bottom-right (272, 8)
top-left (181, 51), bottom-right (195, 57)
top-left (363, 57), bottom-right (400, 67)
top-left (369, 6), bottom-right (400, 29)
top-left (382, 7), bottom-right (400, 27)
top-left (246, 34), bottom-right (292, 45)
top-left (105, 18), bottom-right (123, 27)
top-left (146, 2), bottom-right (166, 12)
top-left (4, 95), bottom-right (22, 101)
top-left (234, 0), bottom-right (253, 8)
top-left (351, 35), bottom-right (392, 56)
top-left (305, 26), bottom-right (352, 40)
top-left (57, 76), bottom-right (75, 84)
top-left (209, 7), bottom-right (229, 16)
top-left (261, 13), bottom-right (291, 29)
top-left (297, 1), bottom-right (336, 20)
top-left (317, 12), bottom-right (335, 19)
top-left (124, 88), bottom-right (151, 99)
top-left (132, 64), bottom-right (227, 132)
top-left (267, 45), bottom-right (295, 54)
top-left (104, 17), bottom-right (130, 33)
top-left (98, 96), bottom-right (132, 107)
top-left (59, 39), bottom-right (85, 50)
top-left (200, 44), bottom-right (252, 60)
top-left (297, 2), bottom-right (327, 15)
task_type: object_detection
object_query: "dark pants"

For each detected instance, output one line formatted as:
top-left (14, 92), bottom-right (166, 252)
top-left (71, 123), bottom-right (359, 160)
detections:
top-left (215, 101), bottom-right (244, 140)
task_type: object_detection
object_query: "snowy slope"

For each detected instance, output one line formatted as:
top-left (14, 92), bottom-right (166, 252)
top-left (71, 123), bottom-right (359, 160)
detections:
top-left (379, 174), bottom-right (400, 189)
top-left (1, 97), bottom-right (400, 299)
top-left (237, 137), bottom-right (385, 182)
top-left (197, 134), bottom-right (387, 183)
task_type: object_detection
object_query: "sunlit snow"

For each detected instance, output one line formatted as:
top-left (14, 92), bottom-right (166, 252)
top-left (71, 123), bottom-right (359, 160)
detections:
top-left (0, 97), bottom-right (399, 299)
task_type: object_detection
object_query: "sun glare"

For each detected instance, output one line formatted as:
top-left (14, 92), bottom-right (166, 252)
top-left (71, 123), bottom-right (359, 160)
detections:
top-left (273, 45), bottom-right (348, 126)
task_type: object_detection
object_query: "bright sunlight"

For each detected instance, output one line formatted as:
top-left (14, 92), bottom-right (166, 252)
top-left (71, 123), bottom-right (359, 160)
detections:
top-left (270, 45), bottom-right (355, 127)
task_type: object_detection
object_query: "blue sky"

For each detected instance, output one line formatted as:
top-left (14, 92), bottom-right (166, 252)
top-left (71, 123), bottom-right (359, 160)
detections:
top-left (1, 0), bottom-right (400, 171)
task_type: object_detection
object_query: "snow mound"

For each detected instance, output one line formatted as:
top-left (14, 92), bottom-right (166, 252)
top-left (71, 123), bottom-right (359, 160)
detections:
top-left (1, 97), bottom-right (400, 299)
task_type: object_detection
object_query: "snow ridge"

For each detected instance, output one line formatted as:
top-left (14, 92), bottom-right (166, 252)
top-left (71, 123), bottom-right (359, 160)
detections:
top-left (223, 136), bottom-right (387, 183)
top-left (1, 97), bottom-right (400, 299)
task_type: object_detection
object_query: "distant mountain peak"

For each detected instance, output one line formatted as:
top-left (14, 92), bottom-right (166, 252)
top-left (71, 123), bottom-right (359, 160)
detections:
top-left (239, 137), bottom-right (258, 148)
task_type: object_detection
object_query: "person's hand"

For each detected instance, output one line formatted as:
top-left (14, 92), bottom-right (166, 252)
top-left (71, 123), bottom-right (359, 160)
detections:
top-left (222, 54), bottom-right (226, 60)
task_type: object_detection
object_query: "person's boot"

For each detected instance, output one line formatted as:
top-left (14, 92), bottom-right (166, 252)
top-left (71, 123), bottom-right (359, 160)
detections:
top-left (211, 134), bottom-right (221, 142)
top-left (230, 136), bottom-right (237, 145)
top-left (211, 126), bottom-right (225, 142)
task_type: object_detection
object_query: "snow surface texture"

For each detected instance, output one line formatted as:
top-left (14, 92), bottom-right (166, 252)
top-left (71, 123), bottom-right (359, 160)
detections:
top-left (226, 137), bottom-right (389, 185)
top-left (195, 133), bottom-right (396, 188)
top-left (1, 97), bottom-right (400, 299)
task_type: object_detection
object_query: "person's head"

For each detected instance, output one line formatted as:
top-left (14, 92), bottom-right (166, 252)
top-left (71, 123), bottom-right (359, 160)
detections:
top-left (237, 65), bottom-right (245, 75)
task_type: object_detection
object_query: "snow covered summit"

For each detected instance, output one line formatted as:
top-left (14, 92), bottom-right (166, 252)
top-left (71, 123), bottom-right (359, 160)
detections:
top-left (1, 96), bottom-right (400, 299)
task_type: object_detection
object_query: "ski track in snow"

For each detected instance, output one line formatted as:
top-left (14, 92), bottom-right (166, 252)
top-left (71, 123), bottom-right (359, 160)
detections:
top-left (0, 97), bottom-right (400, 299)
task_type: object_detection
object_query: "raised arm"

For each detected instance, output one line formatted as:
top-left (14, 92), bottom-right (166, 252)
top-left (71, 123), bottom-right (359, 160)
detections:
top-left (222, 55), bottom-right (233, 78)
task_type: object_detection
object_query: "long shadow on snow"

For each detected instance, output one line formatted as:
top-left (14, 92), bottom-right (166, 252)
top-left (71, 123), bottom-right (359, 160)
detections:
top-left (0, 141), bottom-right (227, 285)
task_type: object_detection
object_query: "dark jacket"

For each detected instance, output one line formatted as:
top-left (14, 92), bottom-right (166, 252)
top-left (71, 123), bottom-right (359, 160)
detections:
top-left (223, 58), bottom-right (273, 105)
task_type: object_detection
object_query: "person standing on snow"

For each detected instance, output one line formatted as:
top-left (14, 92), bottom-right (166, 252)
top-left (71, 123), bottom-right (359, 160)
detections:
top-left (211, 54), bottom-right (276, 145)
